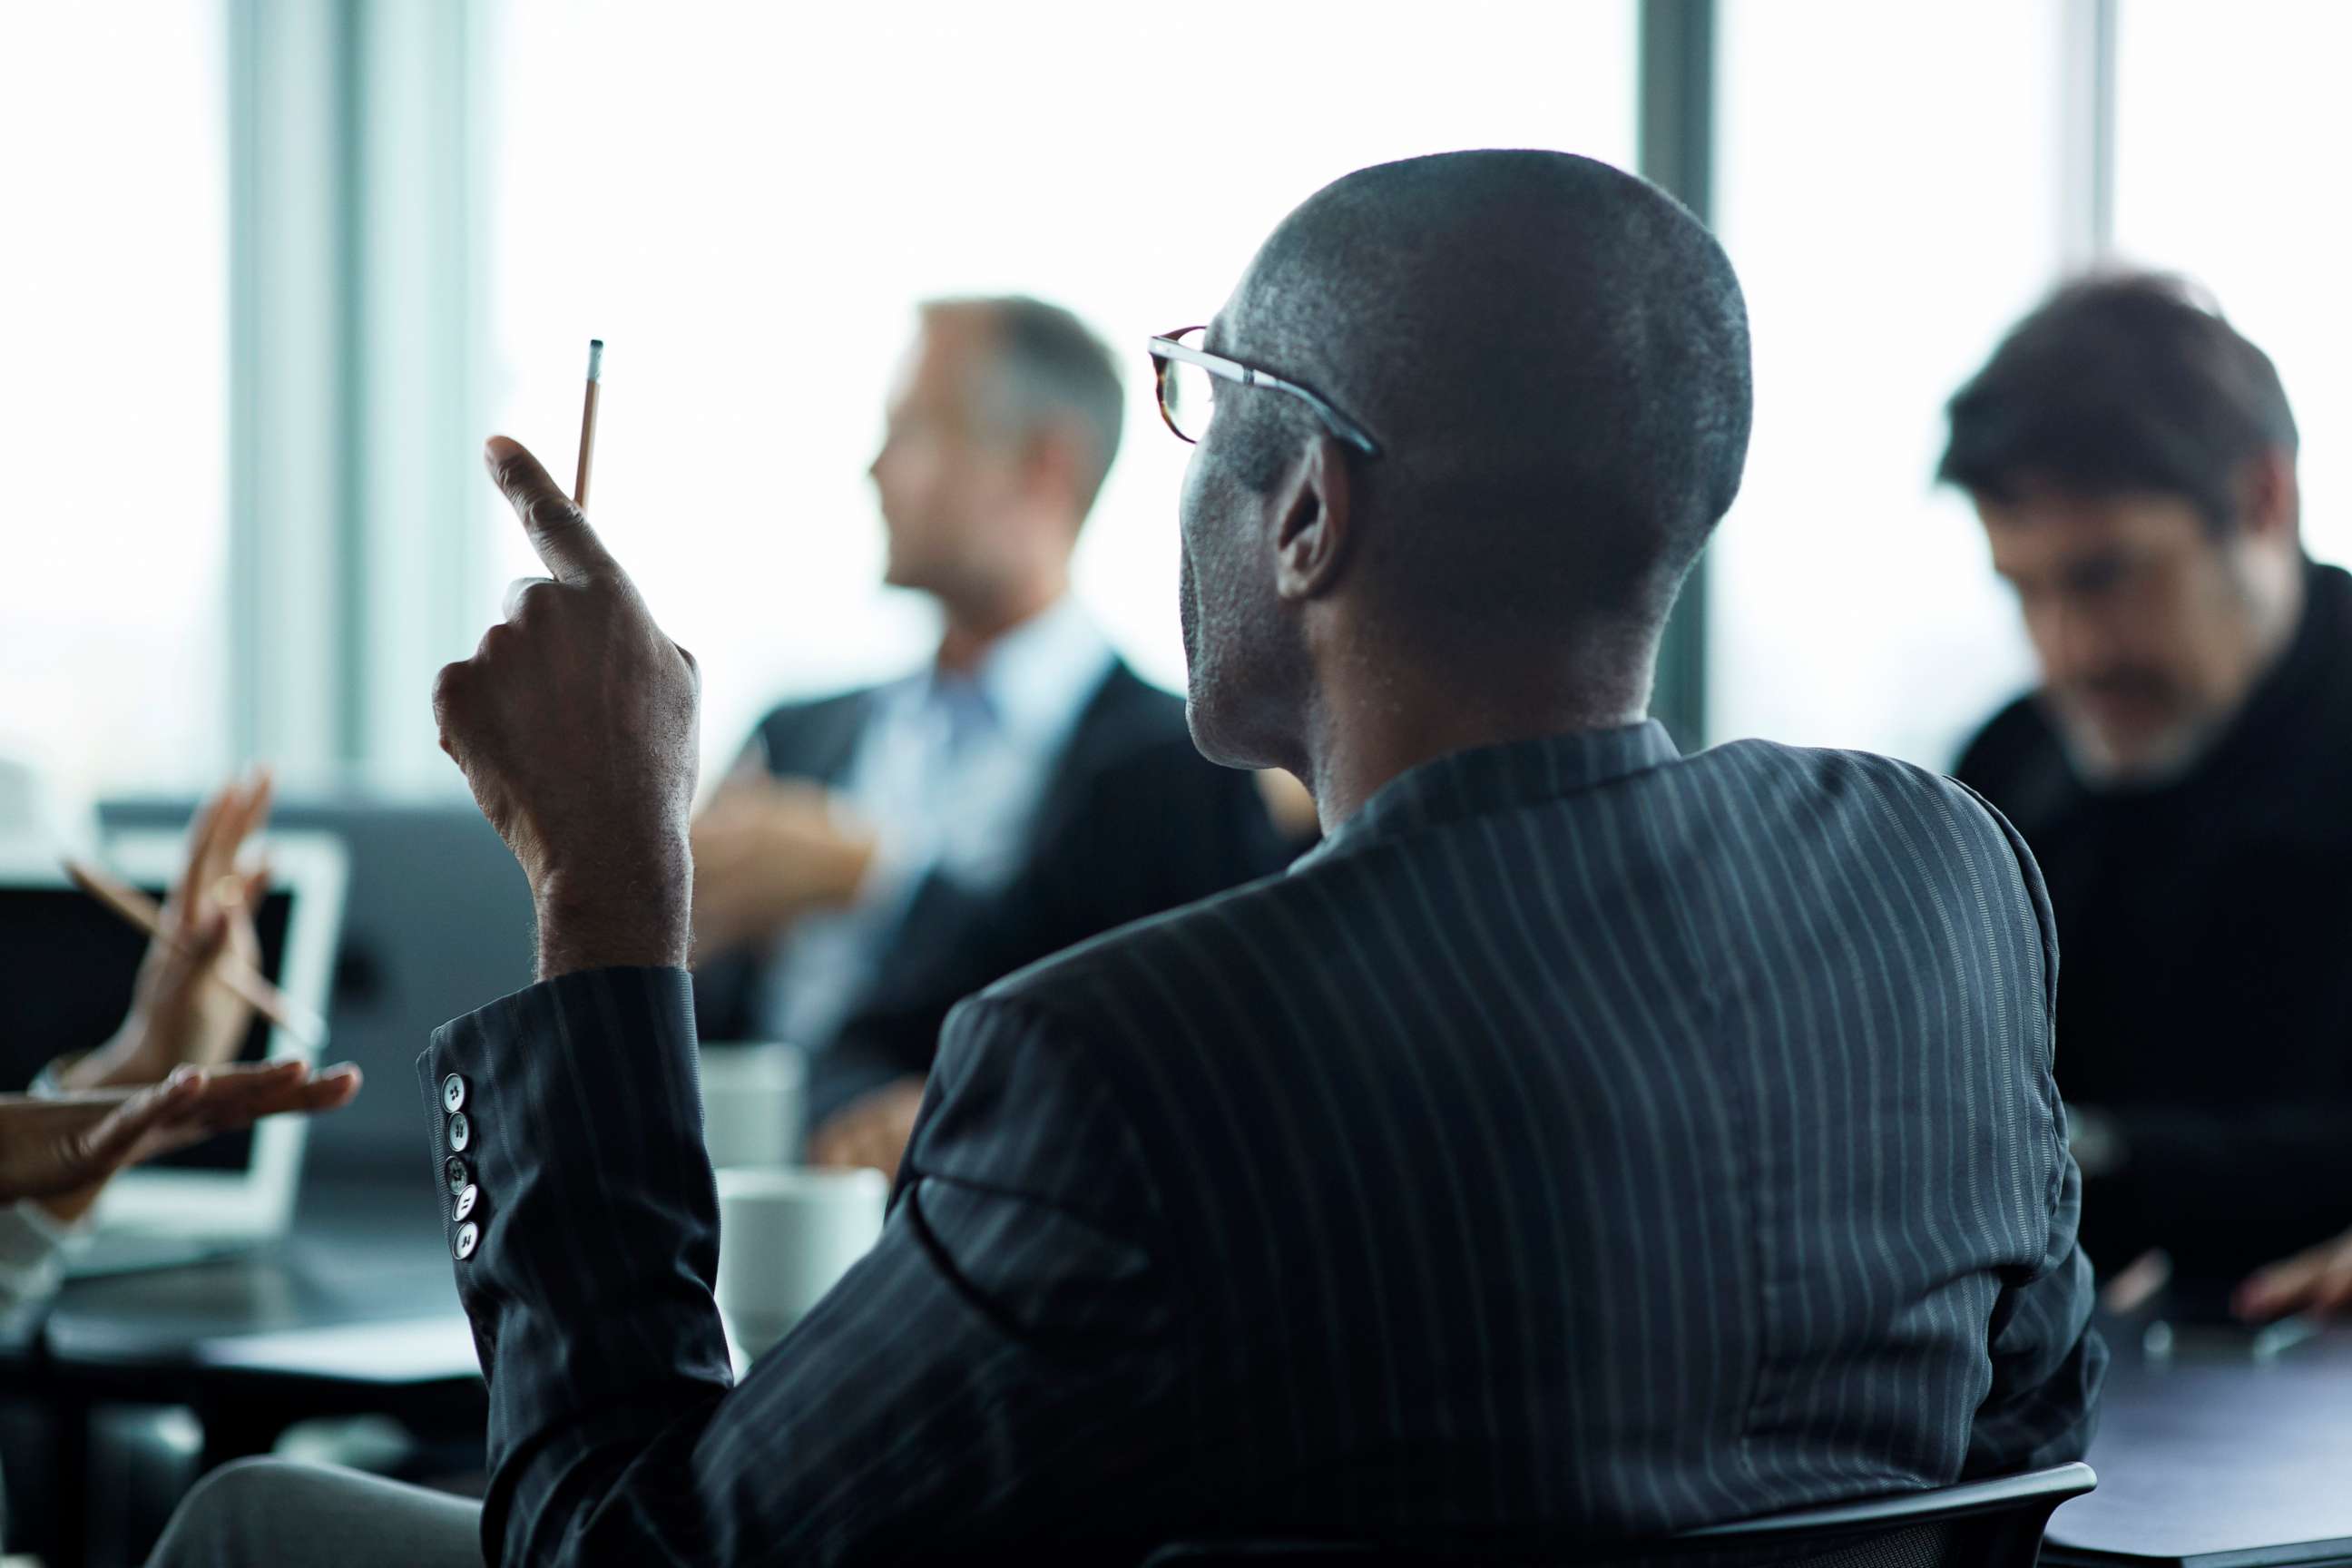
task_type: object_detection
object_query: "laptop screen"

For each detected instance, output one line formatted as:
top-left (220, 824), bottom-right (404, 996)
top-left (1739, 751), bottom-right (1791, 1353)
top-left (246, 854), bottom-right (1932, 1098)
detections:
top-left (0, 886), bottom-right (295, 1171)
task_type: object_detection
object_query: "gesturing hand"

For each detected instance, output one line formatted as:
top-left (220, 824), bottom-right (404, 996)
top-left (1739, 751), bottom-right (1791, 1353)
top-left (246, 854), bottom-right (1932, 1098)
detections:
top-left (690, 778), bottom-right (879, 961)
top-left (807, 1076), bottom-right (926, 1181)
top-left (0, 1060), bottom-right (361, 1203)
top-left (107, 771), bottom-right (276, 1084)
top-left (433, 436), bottom-right (701, 979)
top-left (2235, 1227), bottom-right (2352, 1322)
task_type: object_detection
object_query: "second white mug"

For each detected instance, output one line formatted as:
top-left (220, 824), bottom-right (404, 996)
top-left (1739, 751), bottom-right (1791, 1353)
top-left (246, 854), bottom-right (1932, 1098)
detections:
top-left (698, 1040), bottom-right (807, 1168)
top-left (714, 1164), bottom-right (888, 1360)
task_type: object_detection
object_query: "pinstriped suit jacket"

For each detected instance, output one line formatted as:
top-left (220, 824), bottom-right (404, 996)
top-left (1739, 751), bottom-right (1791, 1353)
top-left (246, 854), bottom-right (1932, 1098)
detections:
top-left (420, 722), bottom-right (2102, 1566)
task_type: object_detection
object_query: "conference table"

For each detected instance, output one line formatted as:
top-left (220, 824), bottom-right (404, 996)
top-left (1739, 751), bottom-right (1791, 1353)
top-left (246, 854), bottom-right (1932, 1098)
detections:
top-left (0, 1179), bottom-right (483, 1564)
top-left (10, 1199), bottom-right (2352, 1567)
top-left (2044, 1324), bottom-right (2352, 1566)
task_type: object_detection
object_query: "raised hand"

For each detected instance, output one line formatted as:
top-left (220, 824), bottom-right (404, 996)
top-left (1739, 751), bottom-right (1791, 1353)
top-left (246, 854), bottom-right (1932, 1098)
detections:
top-left (60, 771), bottom-right (278, 1104)
top-left (123, 770), bottom-right (276, 1076)
top-left (0, 1060), bottom-right (361, 1203)
top-left (433, 436), bottom-right (701, 979)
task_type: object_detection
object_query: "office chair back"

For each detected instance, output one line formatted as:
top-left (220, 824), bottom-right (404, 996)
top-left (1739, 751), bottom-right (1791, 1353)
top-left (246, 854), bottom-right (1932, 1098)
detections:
top-left (1142, 1461), bottom-right (2095, 1568)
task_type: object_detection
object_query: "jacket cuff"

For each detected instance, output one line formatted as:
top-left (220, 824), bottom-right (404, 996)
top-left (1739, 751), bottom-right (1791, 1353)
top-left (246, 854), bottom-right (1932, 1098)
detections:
top-left (415, 965), bottom-right (730, 1393)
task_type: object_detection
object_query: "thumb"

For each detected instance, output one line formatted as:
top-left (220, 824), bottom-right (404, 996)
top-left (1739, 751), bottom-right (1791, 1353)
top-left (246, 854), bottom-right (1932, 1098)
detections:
top-left (152, 906), bottom-right (230, 998)
top-left (192, 904), bottom-right (231, 954)
top-left (485, 436), bottom-right (622, 585)
top-left (180, 906), bottom-right (232, 975)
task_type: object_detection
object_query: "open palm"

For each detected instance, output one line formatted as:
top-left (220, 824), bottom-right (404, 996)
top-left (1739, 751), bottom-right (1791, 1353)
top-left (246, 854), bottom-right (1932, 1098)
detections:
top-left (0, 1061), bottom-right (360, 1203)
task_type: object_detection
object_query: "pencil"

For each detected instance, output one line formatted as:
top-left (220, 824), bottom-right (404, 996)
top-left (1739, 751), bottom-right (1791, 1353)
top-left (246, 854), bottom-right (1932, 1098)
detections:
top-left (62, 858), bottom-right (328, 1049)
top-left (574, 338), bottom-right (604, 506)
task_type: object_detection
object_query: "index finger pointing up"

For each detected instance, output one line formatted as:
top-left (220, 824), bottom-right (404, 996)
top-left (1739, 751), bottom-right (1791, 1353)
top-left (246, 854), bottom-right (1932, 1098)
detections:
top-left (485, 435), bottom-right (622, 583)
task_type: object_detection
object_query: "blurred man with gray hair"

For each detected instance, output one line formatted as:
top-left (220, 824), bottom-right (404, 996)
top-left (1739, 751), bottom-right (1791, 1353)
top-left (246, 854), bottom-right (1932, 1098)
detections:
top-left (690, 296), bottom-right (1294, 1177)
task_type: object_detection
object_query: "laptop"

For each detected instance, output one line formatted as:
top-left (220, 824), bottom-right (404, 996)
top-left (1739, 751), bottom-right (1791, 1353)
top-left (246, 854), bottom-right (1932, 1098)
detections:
top-left (100, 793), bottom-right (537, 1180)
top-left (0, 830), bottom-right (347, 1272)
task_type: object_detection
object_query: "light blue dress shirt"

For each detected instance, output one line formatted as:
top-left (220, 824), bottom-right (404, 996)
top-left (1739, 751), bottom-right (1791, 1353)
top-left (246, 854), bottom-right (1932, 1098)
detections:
top-left (754, 597), bottom-right (1115, 1051)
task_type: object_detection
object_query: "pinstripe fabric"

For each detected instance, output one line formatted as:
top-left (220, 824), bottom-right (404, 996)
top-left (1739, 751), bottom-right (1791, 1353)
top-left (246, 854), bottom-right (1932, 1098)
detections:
top-left (419, 721), bottom-right (2102, 1566)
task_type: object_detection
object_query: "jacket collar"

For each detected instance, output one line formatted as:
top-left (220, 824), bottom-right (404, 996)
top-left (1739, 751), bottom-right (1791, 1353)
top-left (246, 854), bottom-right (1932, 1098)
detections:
top-left (1297, 720), bottom-right (1681, 869)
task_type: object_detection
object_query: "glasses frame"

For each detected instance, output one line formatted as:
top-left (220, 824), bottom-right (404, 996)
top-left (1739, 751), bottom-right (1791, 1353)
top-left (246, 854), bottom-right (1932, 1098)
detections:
top-left (1149, 328), bottom-right (1383, 458)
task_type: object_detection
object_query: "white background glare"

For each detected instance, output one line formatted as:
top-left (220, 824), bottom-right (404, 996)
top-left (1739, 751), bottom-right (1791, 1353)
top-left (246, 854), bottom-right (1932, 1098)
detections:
top-left (10, 1), bottom-right (2347, 799)
top-left (0, 3), bottom-right (227, 800)
top-left (485, 0), bottom-right (1637, 775)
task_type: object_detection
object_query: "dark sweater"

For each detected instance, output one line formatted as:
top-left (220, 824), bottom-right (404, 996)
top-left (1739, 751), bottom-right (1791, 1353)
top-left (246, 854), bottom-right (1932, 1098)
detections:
top-left (1955, 559), bottom-right (2352, 1286)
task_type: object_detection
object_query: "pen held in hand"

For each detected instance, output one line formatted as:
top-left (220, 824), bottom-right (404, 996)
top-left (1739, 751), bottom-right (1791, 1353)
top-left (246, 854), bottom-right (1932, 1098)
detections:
top-left (61, 856), bottom-right (328, 1049)
top-left (574, 338), bottom-right (604, 506)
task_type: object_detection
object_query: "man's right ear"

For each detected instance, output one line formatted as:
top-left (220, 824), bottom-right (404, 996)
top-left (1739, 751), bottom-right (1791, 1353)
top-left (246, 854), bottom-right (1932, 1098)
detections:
top-left (1272, 435), bottom-right (1353, 603)
top-left (2237, 446), bottom-right (2301, 544)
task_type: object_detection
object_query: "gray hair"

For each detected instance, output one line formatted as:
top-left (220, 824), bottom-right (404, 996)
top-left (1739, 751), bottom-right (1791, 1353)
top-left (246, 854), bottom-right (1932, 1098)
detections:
top-left (923, 295), bottom-right (1126, 522)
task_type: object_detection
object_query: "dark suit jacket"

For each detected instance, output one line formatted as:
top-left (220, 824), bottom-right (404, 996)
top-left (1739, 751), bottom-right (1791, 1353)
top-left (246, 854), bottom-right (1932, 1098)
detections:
top-left (694, 659), bottom-right (1297, 1118)
top-left (1956, 559), bottom-right (2352, 1284)
top-left (422, 724), bottom-right (2102, 1566)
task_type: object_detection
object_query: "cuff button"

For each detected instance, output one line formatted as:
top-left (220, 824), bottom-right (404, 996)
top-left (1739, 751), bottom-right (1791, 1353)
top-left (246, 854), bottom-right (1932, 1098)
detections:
top-left (455, 1220), bottom-right (480, 1261)
top-left (442, 1073), bottom-right (467, 1113)
top-left (454, 1182), bottom-right (479, 1223)
top-left (447, 1111), bottom-right (472, 1152)
top-left (444, 1155), bottom-right (469, 1196)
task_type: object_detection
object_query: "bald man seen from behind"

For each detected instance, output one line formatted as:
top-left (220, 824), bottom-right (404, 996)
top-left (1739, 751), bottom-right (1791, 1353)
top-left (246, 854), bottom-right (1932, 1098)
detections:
top-left (152, 150), bottom-right (2102, 1568)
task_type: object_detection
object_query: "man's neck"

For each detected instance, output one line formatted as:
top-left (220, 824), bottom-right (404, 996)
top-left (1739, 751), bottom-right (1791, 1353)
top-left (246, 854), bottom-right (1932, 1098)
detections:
top-left (1300, 650), bottom-right (1651, 832)
top-left (935, 575), bottom-right (1068, 675)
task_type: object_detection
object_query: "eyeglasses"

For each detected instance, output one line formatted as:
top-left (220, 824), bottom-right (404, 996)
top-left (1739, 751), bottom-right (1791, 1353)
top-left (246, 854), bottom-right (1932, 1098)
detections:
top-left (1148, 327), bottom-right (1383, 458)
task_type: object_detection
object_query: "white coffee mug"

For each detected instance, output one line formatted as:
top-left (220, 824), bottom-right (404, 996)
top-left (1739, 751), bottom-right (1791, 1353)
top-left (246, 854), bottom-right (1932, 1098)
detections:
top-left (714, 1165), bottom-right (887, 1359)
top-left (698, 1041), bottom-right (807, 1168)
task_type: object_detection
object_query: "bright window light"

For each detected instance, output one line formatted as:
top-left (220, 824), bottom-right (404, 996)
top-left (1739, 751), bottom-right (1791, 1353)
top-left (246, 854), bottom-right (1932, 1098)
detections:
top-left (1708, 0), bottom-right (2056, 767)
top-left (2113, 0), bottom-right (2352, 568)
top-left (0, 2), bottom-right (228, 801)
top-left (485, 1), bottom-right (1636, 774)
